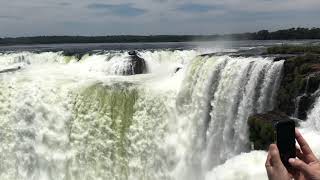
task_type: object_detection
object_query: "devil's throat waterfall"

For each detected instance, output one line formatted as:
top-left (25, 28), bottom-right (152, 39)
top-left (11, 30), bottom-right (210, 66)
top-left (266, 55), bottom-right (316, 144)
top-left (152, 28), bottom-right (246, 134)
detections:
top-left (0, 49), bottom-right (319, 180)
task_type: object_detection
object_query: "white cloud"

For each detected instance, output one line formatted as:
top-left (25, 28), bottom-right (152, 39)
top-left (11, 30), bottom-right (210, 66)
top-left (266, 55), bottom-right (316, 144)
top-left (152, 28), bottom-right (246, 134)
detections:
top-left (0, 0), bottom-right (319, 36)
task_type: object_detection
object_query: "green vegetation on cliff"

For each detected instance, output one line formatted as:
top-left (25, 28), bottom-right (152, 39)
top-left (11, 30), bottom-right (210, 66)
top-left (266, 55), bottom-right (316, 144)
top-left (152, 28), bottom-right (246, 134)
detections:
top-left (248, 45), bottom-right (320, 150)
top-left (265, 46), bottom-right (320, 119)
top-left (248, 113), bottom-right (275, 150)
top-left (0, 27), bottom-right (320, 45)
top-left (248, 111), bottom-right (294, 150)
top-left (267, 45), bottom-right (320, 54)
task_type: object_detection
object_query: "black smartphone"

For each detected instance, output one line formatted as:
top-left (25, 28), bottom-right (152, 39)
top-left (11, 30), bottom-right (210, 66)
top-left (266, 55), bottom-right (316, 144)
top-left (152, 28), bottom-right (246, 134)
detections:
top-left (275, 120), bottom-right (296, 168)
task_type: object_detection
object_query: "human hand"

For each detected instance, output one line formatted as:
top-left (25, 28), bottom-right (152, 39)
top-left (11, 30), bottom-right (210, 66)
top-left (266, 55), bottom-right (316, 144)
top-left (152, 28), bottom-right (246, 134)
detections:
top-left (266, 144), bottom-right (293, 180)
top-left (288, 129), bottom-right (320, 180)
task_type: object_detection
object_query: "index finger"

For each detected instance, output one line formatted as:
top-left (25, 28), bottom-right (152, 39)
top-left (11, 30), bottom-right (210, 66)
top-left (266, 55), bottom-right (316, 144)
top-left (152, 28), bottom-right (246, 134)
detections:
top-left (295, 128), bottom-right (317, 162)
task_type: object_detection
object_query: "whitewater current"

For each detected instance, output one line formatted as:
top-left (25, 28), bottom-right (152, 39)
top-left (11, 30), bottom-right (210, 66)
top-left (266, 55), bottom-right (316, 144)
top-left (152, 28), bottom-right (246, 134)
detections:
top-left (0, 49), bottom-right (309, 180)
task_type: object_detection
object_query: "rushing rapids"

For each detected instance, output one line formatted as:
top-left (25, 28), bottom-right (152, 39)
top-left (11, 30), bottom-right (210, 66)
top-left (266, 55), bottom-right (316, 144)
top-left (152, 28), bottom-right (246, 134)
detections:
top-left (0, 50), bottom-right (285, 180)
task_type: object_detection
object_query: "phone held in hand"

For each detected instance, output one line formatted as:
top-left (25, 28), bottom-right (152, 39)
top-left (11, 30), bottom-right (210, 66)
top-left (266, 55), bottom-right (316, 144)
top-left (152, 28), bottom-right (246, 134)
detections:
top-left (275, 120), bottom-right (296, 169)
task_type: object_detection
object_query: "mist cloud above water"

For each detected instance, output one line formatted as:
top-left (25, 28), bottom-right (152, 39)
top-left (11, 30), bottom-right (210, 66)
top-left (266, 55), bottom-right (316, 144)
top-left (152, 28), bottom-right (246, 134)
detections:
top-left (0, 0), bottom-right (319, 36)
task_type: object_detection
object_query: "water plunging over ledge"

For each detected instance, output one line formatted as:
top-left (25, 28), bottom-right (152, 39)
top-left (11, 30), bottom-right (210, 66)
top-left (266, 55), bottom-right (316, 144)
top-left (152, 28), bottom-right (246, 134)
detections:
top-left (0, 50), bottom-right (284, 180)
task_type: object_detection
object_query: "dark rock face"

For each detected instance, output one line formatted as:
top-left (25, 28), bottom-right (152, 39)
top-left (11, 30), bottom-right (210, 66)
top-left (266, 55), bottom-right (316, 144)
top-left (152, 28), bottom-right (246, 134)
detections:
top-left (295, 94), bottom-right (314, 119)
top-left (307, 73), bottom-right (320, 94)
top-left (0, 66), bottom-right (21, 73)
top-left (248, 111), bottom-right (294, 150)
top-left (62, 51), bottom-right (89, 61)
top-left (273, 55), bottom-right (295, 62)
top-left (128, 51), bottom-right (137, 56)
top-left (174, 67), bottom-right (182, 73)
top-left (247, 47), bottom-right (320, 151)
top-left (276, 54), bottom-right (320, 119)
top-left (126, 51), bottom-right (147, 75)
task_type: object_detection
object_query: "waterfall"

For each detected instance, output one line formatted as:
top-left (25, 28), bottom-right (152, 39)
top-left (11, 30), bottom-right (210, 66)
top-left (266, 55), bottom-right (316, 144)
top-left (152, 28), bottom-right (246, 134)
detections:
top-left (302, 88), bottom-right (320, 131)
top-left (174, 56), bottom-right (283, 179)
top-left (293, 76), bottom-right (311, 118)
top-left (205, 84), bottom-right (320, 180)
top-left (0, 50), bottom-right (283, 180)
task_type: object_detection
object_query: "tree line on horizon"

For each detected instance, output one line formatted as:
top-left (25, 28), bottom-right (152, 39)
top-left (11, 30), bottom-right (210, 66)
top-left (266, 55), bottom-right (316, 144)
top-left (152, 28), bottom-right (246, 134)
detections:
top-left (0, 27), bottom-right (320, 45)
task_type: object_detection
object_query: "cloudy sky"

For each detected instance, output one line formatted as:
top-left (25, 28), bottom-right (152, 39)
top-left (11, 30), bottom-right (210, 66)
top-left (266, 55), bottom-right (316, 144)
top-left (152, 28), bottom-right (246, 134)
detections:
top-left (0, 0), bottom-right (320, 37)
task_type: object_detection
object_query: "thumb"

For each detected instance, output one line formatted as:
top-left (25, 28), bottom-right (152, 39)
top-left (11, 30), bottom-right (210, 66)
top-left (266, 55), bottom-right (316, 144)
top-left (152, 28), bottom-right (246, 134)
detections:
top-left (289, 158), bottom-right (311, 175)
top-left (269, 144), bottom-right (283, 167)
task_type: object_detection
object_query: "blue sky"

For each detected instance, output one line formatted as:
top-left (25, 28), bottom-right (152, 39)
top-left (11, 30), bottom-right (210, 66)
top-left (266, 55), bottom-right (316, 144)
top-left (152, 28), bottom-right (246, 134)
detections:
top-left (0, 0), bottom-right (319, 37)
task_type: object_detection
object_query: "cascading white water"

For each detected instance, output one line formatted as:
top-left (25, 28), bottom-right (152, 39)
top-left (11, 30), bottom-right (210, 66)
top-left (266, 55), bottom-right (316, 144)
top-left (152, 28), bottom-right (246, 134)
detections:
top-left (0, 50), bottom-right (283, 180)
top-left (205, 88), bottom-right (320, 180)
top-left (173, 56), bottom-right (283, 180)
top-left (302, 91), bottom-right (320, 131)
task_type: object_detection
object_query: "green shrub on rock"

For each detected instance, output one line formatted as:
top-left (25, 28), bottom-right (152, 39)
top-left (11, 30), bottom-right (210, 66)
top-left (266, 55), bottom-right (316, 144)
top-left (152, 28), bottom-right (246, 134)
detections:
top-left (248, 111), bottom-right (293, 150)
top-left (277, 54), bottom-right (320, 119)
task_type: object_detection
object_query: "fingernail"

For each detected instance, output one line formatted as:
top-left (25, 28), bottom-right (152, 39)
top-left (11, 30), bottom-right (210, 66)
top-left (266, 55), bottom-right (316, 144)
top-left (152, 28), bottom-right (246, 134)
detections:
top-left (289, 158), bottom-right (295, 163)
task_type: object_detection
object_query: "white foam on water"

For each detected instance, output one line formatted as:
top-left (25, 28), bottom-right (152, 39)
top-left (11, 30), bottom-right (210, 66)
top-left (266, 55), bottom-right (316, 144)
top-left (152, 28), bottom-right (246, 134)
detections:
top-left (204, 127), bottom-right (320, 180)
top-left (0, 50), bottom-right (285, 180)
top-left (205, 90), bottom-right (320, 180)
top-left (205, 151), bottom-right (268, 180)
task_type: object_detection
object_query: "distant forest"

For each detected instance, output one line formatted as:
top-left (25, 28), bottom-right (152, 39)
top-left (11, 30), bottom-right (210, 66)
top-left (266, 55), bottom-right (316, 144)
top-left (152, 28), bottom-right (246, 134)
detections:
top-left (1, 27), bottom-right (320, 45)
